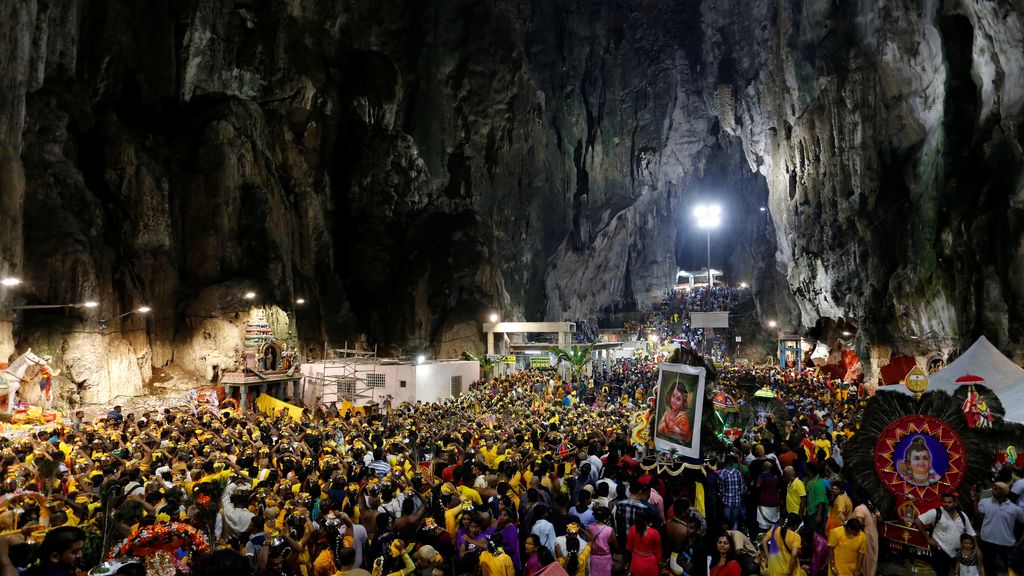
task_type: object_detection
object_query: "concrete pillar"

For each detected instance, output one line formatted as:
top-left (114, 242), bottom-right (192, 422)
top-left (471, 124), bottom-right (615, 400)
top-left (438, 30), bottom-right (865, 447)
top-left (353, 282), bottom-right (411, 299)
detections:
top-left (239, 385), bottom-right (248, 412)
top-left (293, 380), bottom-right (300, 404)
top-left (260, 383), bottom-right (267, 399)
top-left (487, 332), bottom-right (495, 355)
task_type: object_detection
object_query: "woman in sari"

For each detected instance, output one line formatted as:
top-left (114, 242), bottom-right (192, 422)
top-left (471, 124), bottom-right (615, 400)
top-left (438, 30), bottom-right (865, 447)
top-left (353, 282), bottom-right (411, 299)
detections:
top-left (761, 513), bottom-right (804, 576)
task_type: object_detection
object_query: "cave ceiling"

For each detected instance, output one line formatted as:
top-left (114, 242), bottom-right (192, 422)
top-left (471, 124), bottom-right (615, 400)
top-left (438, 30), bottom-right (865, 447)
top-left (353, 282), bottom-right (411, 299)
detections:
top-left (2, 0), bottom-right (1024, 396)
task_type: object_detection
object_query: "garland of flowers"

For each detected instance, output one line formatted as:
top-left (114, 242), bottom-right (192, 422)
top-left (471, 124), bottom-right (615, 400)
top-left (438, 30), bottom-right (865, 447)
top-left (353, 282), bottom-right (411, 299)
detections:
top-left (107, 522), bottom-right (210, 573)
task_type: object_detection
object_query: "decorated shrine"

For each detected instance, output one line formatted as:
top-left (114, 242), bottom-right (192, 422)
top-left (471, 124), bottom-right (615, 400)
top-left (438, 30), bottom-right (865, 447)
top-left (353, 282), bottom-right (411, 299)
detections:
top-left (219, 309), bottom-right (301, 411)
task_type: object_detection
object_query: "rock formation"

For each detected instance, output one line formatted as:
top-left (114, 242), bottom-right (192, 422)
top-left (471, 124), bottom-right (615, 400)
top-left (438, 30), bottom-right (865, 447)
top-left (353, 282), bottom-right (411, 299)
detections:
top-left (1, 0), bottom-right (1023, 399)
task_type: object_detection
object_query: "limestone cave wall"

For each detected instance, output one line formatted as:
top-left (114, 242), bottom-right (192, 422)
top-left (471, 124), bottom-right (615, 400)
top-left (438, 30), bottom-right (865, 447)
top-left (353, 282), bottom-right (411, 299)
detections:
top-left (1, 0), bottom-right (1023, 399)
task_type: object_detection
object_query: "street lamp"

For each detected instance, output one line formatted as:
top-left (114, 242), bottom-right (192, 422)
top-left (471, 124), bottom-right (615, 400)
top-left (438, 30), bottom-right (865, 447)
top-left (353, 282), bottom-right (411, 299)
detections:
top-left (739, 282), bottom-right (749, 289)
top-left (244, 291), bottom-right (256, 300)
top-left (488, 313), bottom-right (499, 323)
top-left (114, 306), bottom-right (151, 319)
top-left (0, 278), bottom-right (21, 287)
top-left (693, 204), bottom-right (722, 286)
top-left (295, 298), bottom-right (305, 305)
top-left (12, 301), bottom-right (98, 310)
top-left (767, 320), bottom-right (777, 328)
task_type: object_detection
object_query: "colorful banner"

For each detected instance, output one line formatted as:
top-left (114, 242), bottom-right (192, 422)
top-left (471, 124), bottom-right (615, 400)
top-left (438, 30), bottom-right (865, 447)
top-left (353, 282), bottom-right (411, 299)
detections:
top-left (529, 355), bottom-right (551, 367)
top-left (500, 355), bottom-right (517, 364)
top-left (255, 393), bottom-right (304, 422)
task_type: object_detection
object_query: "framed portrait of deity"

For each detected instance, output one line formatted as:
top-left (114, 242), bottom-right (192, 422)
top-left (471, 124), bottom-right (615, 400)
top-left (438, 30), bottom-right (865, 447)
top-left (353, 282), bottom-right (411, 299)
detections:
top-left (874, 415), bottom-right (966, 503)
top-left (653, 363), bottom-right (706, 458)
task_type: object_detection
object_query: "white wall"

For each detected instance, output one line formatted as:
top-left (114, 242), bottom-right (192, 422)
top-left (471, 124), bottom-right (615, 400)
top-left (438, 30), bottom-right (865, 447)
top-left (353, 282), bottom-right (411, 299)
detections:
top-left (415, 361), bottom-right (480, 403)
top-left (300, 360), bottom-right (479, 407)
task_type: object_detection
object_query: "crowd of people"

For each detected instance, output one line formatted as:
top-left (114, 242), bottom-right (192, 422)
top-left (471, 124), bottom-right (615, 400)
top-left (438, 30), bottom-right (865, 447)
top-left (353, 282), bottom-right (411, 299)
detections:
top-left (643, 287), bottom-right (741, 362)
top-left (0, 300), bottom-right (1020, 576)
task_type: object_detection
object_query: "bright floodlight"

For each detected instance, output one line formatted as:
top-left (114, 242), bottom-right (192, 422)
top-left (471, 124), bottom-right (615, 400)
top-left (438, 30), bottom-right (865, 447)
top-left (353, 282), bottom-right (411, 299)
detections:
top-left (1, 278), bottom-right (21, 287)
top-left (489, 313), bottom-right (499, 323)
top-left (244, 292), bottom-right (256, 300)
top-left (767, 320), bottom-right (777, 328)
top-left (416, 354), bottom-right (426, 365)
top-left (841, 331), bottom-right (852, 337)
top-left (295, 298), bottom-right (306, 305)
top-left (739, 282), bottom-right (749, 289)
top-left (83, 301), bottom-right (99, 308)
top-left (137, 306), bottom-right (152, 313)
top-left (693, 203), bottom-right (723, 229)
top-left (759, 207), bottom-right (767, 212)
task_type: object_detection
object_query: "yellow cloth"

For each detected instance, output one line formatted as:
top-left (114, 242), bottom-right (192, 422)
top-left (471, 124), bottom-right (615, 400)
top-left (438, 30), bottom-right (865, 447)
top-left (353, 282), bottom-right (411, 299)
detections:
top-left (764, 526), bottom-right (802, 576)
top-left (812, 440), bottom-right (831, 460)
top-left (786, 478), bottom-right (806, 515)
top-left (445, 503), bottom-right (466, 538)
top-left (827, 493), bottom-right (853, 532)
top-left (556, 545), bottom-right (591, 576)
top-left (457, 486), bottom-right (483, 506)
top-left (695, 483), bottom-right (705, 517)
top-left (828, 527), bottom-right (866, 576)
top-left (480, 446), bottom-right (499, 468)
top-left (255, 393), bottom-right (304, 422)
top-left (480, 551), bottom-right (517, 576)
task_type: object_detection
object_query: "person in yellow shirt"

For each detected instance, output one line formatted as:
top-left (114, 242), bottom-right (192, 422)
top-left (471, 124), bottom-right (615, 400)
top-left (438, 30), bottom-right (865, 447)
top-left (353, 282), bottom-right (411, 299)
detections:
top-left (825, 477), bottom-right (853, 534)
top-left (479, 535), bottom-right (516, 576)
top-left (457, 484), bottom-right (483, 507)
top-left (444, 495), bottom-right (468, 539)
top-left (784, 466), bottom-right (806, 516)
top-left (828, 518), bottom-right (866, 576)
top-left (480, 439), bottom-right (500, 469)
top-left (555, 524), bottom-right (591, 576)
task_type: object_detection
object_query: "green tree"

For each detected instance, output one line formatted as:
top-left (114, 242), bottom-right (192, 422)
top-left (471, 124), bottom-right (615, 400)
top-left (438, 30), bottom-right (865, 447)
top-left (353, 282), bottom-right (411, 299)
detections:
top-left (463, 351), bottom-right (497, 379)
top-left (548, 344), bottom-right (594, 382)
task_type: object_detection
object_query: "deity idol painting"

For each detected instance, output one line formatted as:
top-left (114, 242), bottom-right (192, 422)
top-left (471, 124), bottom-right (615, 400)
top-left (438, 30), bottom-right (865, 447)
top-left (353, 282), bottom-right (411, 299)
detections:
top-left (653, 364), bottom-right (706, 458)
top-left (895, 434), bottom-right (946, 487)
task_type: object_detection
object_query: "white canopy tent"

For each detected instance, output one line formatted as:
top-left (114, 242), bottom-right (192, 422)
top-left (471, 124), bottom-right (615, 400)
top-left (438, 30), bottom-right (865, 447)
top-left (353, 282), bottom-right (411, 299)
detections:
top-left (881, 336), bottom-right (1024, 423)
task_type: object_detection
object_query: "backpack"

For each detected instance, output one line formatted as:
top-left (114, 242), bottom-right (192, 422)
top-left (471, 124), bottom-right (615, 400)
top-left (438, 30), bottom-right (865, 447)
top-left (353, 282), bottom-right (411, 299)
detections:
top-left (928, 507), bottom-right (968, 536)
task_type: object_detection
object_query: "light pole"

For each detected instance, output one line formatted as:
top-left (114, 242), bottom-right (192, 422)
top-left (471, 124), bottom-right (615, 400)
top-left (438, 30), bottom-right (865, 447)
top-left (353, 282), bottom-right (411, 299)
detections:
top-left (11, 301), bottom-right (98, 310)
top-left (693, 204), bottom-right (722, 287)
top-left (113, 306), bottom-right (151, 319)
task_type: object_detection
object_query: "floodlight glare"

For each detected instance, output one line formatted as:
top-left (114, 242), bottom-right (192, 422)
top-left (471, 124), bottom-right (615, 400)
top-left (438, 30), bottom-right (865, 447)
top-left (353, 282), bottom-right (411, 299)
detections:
top-left (0, 278), bottom-right (21, 287)
top-left (693, 203), bottom-right (722, 229)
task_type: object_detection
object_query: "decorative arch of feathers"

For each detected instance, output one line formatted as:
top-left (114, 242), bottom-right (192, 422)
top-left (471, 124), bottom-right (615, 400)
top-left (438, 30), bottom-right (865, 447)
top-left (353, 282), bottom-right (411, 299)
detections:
top-left (845, 388), bottom-right (1020, 518)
